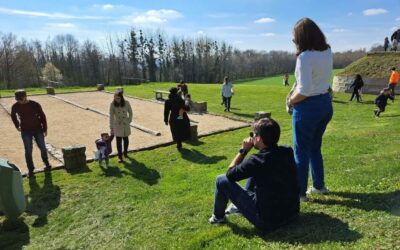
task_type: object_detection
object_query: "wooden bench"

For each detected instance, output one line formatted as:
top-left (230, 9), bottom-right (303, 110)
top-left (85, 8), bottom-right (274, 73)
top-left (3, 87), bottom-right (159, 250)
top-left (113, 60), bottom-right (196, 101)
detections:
top-left (154, 90), bottom-right (170, 101)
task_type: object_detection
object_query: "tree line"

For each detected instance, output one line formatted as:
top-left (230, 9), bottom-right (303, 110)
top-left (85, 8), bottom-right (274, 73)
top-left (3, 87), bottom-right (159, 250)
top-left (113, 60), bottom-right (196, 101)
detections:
top-left (0, 29), bottom-right (367, 89)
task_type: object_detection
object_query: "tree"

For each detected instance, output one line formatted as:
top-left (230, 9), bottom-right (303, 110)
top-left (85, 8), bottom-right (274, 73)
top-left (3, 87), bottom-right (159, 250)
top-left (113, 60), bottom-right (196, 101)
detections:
top-left (41, 62), bottom-right (63, 85)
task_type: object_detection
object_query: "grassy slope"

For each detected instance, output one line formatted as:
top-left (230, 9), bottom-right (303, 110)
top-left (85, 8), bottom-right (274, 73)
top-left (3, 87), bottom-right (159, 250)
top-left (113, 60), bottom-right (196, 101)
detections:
top-left (338, 52), bottom-right (400, 78)
top-left (1, 72), bottom-right (399, 249)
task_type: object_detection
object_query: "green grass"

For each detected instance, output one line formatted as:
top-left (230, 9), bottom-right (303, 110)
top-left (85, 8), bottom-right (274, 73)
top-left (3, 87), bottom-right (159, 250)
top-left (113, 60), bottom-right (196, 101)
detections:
top-left (1, 73), bottom-right (400, 249)
top-left (0, 86), bottom-right (97, 97)
top-left (338, 52), bottom-right (400, 78)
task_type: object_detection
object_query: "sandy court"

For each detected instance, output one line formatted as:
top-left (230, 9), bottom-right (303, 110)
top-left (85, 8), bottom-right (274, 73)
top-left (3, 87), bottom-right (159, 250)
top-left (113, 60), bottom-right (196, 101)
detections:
top-left (0, 92), bottom-right (248, 174)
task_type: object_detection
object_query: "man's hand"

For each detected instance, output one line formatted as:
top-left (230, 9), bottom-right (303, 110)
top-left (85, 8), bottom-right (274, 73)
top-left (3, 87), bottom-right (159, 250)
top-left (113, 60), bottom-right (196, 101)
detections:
top-left (44, 131), bottom-right (47, 137)
top-left (242, 137), bottom-right (253, 151)
top-left (17, 127), bottom-right (21, 132)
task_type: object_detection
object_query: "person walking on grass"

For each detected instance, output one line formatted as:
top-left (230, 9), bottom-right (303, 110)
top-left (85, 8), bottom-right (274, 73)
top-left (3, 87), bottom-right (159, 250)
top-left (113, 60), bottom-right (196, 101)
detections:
top-left (374, 88), bottom-right (394, 117)
top-left (388, 67), bottom-right (399, 101)
top-left (287, 18), bottom-right (333, 202)
top-left (221, 76), bottom-right (234, 112)
top-left (283, 74), bottom-right (290, 86)
top-left (208, 118), bottom-right (299, 231)
top-left (349, 74), bottom-right (364, 102)
top-left (384, 37), bottom-right (389, 52)
top-left (11, 90), bottom-right (51, 177)
top-left (109, 90), bottom-right (132, 163)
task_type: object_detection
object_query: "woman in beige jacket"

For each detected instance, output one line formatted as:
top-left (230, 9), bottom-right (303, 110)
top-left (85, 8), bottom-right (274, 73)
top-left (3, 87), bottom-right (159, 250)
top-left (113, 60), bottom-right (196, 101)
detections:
top-left (109, 90), bottom-right (133, 163)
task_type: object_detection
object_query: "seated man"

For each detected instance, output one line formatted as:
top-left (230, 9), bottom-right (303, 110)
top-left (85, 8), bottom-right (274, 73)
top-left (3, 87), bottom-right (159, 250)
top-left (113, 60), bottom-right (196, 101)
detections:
top-left (209, 118), bottom-right (300, 231)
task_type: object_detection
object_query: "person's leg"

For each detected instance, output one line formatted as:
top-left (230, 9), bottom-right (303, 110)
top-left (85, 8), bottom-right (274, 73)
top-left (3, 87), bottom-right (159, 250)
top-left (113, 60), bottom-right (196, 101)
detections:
top-left (355, 90), bottom-right (360, 102)
top-left (227, 97), bottom-right (231, 111)
top-left (212, 175), bottom-right (265, 229)
top-left (116, 137), bottom-right (123, 159)
top-left (350, 91), bottom-right (355, 101)
top-left (21, 132), bottom-right (34, 173)
top-left (33, 132), bottom-right (50, 168)
top-left (223, 97), bottom-right (228, 111)
top-left (244, 177), bottom-right (256, 192)
top-left (105, 155), bottom-right (109, 167)
top-left (123, 137), bottom-right (129, 157)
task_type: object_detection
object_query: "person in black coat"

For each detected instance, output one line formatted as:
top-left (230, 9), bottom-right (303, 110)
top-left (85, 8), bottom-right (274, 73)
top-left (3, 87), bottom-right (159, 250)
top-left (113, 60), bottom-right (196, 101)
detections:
top-left (374, 88), bottom-right (394, 117)
top-left (164, 87), bottom-right (191, 150)
top-left (349, 74), bottom-right (364, 102)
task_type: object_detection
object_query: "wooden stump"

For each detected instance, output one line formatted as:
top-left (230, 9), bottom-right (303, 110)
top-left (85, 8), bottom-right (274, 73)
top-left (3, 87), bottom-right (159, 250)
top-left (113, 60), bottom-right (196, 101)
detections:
top-left (62, 145), bottom-right (86, 170)
top-left (46, 87), bottom-right (55, 95)
top-left (97, 84), bottom-right (104, 91)
top-left (116, 87), bottom-right (124, 93)
top-left (191, 101), bottom-right (207, 113)
top-left (190, 123), bottom-right (198, 141)
top-left (254, 111), bottom-right (271, 121)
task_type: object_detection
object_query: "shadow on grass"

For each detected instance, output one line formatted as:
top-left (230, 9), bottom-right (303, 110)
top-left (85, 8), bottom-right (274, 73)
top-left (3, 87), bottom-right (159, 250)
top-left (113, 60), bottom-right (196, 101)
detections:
top-left (99, 165), bottom-right (128, 178)
top-left (66, 164), bottom-right (92, 175)
top-left (228, 212), bottom-right (361, 244)
top-left (313, 191), bottom-right (400, 215)
top-left (26, 172), bottom-right (60, 227)
top-left (122, 157), bottom-right (160, 185)
top-left (186, 140), bottom-right (205, 146)
top-left (0, 218), bottom-right (30, 250)
top-left (361, 100), bottom-right (375, 105)
top-left (179, 148), bottom-right (227, 164)
top-left (382, 114), bottom-right (400, 118)
top-left (229, 111), bottom-right (254, 119)
top-left (332, 99), bottom-right (348, 104)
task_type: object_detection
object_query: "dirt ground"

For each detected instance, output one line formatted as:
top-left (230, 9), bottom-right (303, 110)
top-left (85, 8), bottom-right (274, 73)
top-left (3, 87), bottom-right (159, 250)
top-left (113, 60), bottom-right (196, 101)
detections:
top-left (0, 92), bottom-right (248, 174)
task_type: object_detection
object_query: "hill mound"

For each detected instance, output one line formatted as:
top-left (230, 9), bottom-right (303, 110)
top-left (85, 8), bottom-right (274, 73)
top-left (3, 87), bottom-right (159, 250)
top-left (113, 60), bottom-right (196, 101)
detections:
top-left (338, 52), bottom-right (400, 78)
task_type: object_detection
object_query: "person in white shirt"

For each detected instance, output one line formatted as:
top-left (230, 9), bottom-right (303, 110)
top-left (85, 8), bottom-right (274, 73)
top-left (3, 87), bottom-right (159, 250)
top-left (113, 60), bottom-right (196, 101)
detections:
top-left (221, 76), bottom-right (234, 112)
top-left (287, 18), bottom-right (333, 202)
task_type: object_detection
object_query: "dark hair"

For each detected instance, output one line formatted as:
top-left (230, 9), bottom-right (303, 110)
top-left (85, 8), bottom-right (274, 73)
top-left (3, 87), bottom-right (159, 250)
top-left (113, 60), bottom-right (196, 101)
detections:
top-left (252, 118), bottom-right (280, 147)
top-left (355, 74), bottom-right (362, 80)
top-left (180, 80), bottom-right (184, 84)
top-left (101, 133), bottom-right (109, 137)
top-left (391, 67), bottom-right (396, 71)
top-left (15, 89), bottom-right (27, 101)
top-left (113, 90), bottom-right (125, 107)
top-left (169, 87), bottom-right (179, 99)
top-left (224, 76), bottom-right (229, 83)
top-left (293, 18), bottom-right (330, 56)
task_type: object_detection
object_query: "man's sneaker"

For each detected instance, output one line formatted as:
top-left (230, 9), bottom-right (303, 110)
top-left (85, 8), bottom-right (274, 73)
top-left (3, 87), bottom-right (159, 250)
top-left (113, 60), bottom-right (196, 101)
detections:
top-left (300, 196), bottom-right (308, 202)
top-left (307, 186), bottom-right (329, 195)
top-left (225, 204), bottom-right (241, 215)
top-left (208, 214), bottom-right (227, 224)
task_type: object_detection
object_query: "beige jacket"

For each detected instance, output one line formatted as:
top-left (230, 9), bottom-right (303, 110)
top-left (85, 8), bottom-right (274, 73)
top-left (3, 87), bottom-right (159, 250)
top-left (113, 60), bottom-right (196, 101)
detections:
top-left (109, 101), bottom-right (133, 137)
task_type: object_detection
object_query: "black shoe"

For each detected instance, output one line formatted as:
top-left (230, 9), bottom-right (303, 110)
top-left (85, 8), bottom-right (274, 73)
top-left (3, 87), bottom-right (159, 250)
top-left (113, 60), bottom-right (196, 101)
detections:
top-left (118, 156), bottom-right (124, 163)
top-left (27, 171), bottom-right (35, 178)
top-left (44, 165), bottom-right (52, 171)
top-left (123, 152), bottom-right (128, 158)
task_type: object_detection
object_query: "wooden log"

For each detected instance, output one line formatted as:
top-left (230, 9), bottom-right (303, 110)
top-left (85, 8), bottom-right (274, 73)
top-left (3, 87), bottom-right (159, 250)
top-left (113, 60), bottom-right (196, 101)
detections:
top-left (46, 87), bottom-right (55, 95)
top-left (62, 145), bottom-right (86, 170)
top-left (254, 111), bottom-right (271, 121)
top-left (97, 84), bottom-right (105, 91)
top-left (190, 123), bottom-right (198, 141)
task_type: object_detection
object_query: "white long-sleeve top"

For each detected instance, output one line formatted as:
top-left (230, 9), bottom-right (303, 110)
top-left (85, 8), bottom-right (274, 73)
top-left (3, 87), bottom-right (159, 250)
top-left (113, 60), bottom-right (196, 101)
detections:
top-left (221, 82), bottom-right (233, 97)
top-left (294, 48), bottom-right (332, 97)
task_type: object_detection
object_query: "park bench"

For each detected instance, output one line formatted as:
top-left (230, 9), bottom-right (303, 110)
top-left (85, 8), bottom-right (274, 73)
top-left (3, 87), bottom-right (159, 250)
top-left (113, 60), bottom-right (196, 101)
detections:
top-left (154, 90), bottom-right (170, 101)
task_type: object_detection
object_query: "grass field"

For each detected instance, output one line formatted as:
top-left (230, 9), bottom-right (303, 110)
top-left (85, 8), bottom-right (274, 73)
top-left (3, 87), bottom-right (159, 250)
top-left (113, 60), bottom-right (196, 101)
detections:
top-left (1, 72), bottom-right (399, 249)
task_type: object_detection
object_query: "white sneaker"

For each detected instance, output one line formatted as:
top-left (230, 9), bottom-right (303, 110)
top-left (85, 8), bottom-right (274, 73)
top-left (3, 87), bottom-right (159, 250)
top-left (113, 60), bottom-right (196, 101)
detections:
top-left (225, 204), bottom-right (241, 215)
top-left (307, 186), bottom-right (329, 195)
top-left (208, 214), bottom-right (227, 224)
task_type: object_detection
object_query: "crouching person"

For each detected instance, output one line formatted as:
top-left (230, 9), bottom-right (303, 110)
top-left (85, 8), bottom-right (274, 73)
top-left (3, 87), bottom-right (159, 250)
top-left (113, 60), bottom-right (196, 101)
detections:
top-left (209, 118), bottom-right (300, 231)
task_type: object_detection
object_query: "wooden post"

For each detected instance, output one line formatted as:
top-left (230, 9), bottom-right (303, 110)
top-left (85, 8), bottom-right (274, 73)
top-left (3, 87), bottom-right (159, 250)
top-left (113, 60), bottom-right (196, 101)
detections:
top-left (116, 87), bottom-right (123, 93)
top-left (254, 111), bottom-right (271, 121)
top-left (46, 87), bottom-right (55, 95)
top-left (97, 84), bottom-right (104, 91)
top-left (190, 123), bottom-right (198, 141)
top-left (62, 145), bottom-right (86, 170)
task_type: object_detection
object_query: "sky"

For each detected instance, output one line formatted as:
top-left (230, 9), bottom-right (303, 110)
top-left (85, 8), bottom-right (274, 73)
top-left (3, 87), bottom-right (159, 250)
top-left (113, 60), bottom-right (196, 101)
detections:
top-left (0, 0), bottom-right (399, 52)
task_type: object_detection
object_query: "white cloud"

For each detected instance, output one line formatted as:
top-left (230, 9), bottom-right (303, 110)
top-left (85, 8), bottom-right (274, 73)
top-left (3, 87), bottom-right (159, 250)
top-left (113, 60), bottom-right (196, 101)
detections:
top-left (93, 4), bottom-right (115, 10)
top-left (332, 28), bottom-right (346, 33)
top-left (116, 9), bottom-right (183, 25)
top-left (261, 33), bottom-right (275, 37)
top-left (0, 7), bottom-right (109, 20)
top-left (392, 27), bottom-right (400, 31)
top-left (363, 8), bottom-right (388, 16)
top-left (396, 17), bottom-right (400, 21)
top-left (46, 23), bottom-right (76, 29)
top-left (254, 17), bottom-right (275, 24)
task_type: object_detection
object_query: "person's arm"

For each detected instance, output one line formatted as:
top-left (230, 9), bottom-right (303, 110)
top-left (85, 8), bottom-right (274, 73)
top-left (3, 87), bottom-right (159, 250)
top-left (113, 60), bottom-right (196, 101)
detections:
top-left (109, 104), bottom-right (115, 134)
top-left (289, 54), bottom-right (311, 105)
top-left (127, 101), bottom-right (133, 123)
top-left (11, 105), bottom-right (21, 131)
top-left (164, 100), bottom-right (171, 125)
top-left (36, 102), bottom-right (48, 135)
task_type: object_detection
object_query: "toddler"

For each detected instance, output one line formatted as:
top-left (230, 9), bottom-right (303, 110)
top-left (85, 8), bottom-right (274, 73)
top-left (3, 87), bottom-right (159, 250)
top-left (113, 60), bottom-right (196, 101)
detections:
top-left (95, 132), bottom-right (114, 168)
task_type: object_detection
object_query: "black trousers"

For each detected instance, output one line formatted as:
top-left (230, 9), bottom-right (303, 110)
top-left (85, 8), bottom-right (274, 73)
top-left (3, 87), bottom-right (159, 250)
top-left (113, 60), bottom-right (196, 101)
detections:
top-left (223, 96), bottom-right (231, 111)
top-left (116, 136), bottom-right (129, 157)
top-left (350, 89), bottom-right (361, 102)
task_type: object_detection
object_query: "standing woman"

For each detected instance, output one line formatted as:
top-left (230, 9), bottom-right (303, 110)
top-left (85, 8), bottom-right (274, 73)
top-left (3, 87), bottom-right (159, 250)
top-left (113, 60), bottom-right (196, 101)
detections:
top-left (287, 18), bottom-right (333, 201)
top-left (164, 87), bottom-right (191, 150)
top-left (349, 74), bottom-right (364, 102)
top-left (221, 76), bottom-right (234, 112)
top-left (109, 90), bottom-right (133, 163)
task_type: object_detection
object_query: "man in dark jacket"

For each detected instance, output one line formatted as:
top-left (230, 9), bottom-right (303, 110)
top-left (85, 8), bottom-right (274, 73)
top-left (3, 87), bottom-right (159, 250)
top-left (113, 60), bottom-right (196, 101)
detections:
top-left (209, 118), bottom-right (299, 231)
top-left (11, 90), bottom-right (51, 177)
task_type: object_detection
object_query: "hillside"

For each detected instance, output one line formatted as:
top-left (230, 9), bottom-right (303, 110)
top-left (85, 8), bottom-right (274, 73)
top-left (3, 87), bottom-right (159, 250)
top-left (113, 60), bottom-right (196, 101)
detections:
top-left (338, 52), bottom-right (400, 78)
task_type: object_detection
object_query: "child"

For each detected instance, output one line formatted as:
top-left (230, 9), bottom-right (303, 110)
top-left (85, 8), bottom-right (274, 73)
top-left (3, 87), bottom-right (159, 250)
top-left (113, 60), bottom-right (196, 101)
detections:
top-left (177, 95), bottom-right (191, 119)
top-left (283, 74), bottom-right (289, 86)
top-left (374, 88), bottom-right (394, 117)
top-left (95, 132), bottom-right (114, 168)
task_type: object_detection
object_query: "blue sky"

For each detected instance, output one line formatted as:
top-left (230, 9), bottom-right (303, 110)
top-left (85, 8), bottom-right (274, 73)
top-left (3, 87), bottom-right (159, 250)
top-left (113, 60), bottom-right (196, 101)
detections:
top-left (0, 0), bottom-right (399, 52)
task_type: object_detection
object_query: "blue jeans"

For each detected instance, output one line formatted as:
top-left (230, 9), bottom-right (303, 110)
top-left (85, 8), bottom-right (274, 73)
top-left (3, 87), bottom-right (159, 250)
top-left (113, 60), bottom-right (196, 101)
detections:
top-left (213, 175), bottom-right (267, 229)
top-left (21, 131), bottom-right (49, 172)
top-left (292, 93), bottom-right (333, 196)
